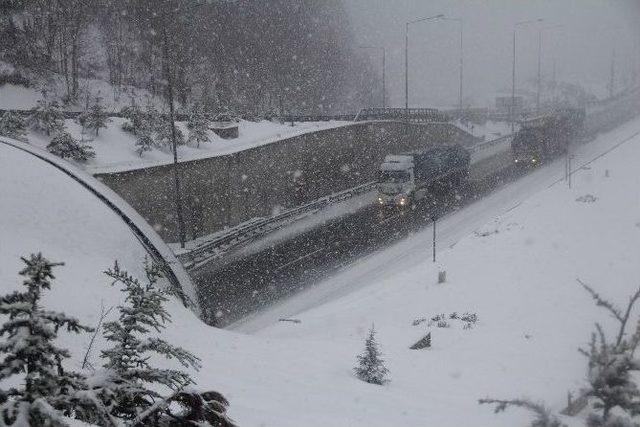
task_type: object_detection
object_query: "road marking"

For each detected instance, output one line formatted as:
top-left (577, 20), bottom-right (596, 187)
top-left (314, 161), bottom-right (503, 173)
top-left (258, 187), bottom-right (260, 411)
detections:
top-left (275, 248), bottom-right (325, 273)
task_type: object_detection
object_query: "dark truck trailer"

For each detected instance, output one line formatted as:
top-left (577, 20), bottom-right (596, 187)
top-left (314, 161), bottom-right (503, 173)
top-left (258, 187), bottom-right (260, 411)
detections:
top-left (512, 108), bottom-right (585, 166)
top-left (377, 145), bottom-right (470, 207)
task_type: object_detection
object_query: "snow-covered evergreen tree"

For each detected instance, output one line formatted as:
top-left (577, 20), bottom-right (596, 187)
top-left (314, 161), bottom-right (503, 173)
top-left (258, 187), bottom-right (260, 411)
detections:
top-left (578, 281), bottom-right (640, 422)
top-left (0, 111), bottom-right (27, 141)
top-left (580, 325), bottom-right (640, 421)
top-left (155, 118), bottom-right (185, 150)
top-left (187, 104), bottom-right (211, 148)
top-left (0, 253), bottom-right (106, 426)
top-left (27, 96), bottom-right (65, 136)
top-left (96, 259), bottom-right (201, 422)
top-left (144, 102), bottom-right (161, 132)
top-left (135, 131), bottom-right (154, 157)
top-left (479, 398), bottom-right (566, 427)
top-left (85, 97), bottom-right (111, 136)
top-left (354, 326), bottom-right (389, 385)
top-left (47, 132), bottom-right (95, 162)
top-left (121, 102), bottom-right (145, 135)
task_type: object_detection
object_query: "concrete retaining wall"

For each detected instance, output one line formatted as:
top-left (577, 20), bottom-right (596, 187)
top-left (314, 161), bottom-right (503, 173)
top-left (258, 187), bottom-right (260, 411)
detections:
top-left (96, 121), bottom-right (475, 243)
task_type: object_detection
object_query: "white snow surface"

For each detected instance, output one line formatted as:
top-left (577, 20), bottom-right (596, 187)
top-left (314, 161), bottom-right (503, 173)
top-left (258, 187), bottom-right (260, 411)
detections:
top-left (230, 116), bottom-right (640, 426)
top-left (455, 119), bottom-right (513, 141)
top-left (2, 113), bottom-right (640, 426)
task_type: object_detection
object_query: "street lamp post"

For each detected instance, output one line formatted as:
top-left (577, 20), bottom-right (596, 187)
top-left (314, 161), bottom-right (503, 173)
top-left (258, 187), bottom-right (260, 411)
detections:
top-left (443, 17), bottom-right (464, 115)
top-left (158, 1), bottom-right (208, 248)
top-left (359, 45), bottom-right (386, 108)
top-left (405, 14), bottom-right (444, 124)
top-left (511, 19), bottom-right (543, 133)
top-left (537, 24), bottom-right (564, 114)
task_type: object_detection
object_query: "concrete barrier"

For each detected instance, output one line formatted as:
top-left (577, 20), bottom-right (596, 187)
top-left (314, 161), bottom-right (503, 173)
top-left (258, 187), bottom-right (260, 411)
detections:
top-left (95, 121), bottom-right (476, 243)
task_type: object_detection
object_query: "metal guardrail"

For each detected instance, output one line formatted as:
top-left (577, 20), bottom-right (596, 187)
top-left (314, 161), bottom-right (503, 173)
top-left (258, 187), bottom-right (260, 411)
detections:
top-left (354, 107), bottom-right (450, 123)
top-left (179, 181), bottom-right (378, 270)
top-left (179, 132), bottom-right (517, 270)
top-left (179, 133), bottom-right (513, 271)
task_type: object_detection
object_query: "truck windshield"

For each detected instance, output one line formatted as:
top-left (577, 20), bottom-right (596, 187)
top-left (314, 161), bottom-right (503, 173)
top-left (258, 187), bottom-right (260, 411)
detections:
top-left (379, 171), bottom-right (410, 183)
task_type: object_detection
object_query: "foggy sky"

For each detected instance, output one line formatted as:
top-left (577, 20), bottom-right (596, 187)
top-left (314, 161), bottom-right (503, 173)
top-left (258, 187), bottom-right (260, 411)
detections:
top-left (345, 0), bottom-right (640, 109)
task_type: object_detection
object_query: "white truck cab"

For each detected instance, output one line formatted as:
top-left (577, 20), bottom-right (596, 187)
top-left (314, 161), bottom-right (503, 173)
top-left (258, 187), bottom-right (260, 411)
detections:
top-left (376, 146), bottom-right (470, 208)
top-left (377, 155), bottom-right (416, 207)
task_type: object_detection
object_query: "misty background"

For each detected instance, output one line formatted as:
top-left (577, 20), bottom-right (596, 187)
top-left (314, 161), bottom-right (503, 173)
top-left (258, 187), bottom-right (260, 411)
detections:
top-left (346, 0), bottom-right (640, 109)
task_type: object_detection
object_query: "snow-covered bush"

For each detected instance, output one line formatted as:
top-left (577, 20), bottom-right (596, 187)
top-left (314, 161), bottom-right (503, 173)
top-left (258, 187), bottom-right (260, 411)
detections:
top-left (578, 280), bottom-right (640, 422)
top-left (0, 254), bottom-right (110, 426)
top-left (0, 111), bottom-right (27, 141)
top-left (187, 104), bottom-right (211, 147)
top-left (479, 398), bottom-right (566, 427)
top-left (47, 132), bottom-right (95, 162)
top-left (354, 326), bottom-right (389, 385)
top-left (27, 97), bottom-right (65, 136)
top-left (95, 259), bottom-right (201, 422)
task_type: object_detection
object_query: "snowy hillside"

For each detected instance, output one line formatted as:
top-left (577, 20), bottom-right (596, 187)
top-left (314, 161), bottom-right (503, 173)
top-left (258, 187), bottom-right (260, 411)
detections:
top-left (3, 112), bottom-right (640, 426)
top-left (20, 116), bottom-right (351, 174)
top-left (230, 116), bottom-right (640, 426)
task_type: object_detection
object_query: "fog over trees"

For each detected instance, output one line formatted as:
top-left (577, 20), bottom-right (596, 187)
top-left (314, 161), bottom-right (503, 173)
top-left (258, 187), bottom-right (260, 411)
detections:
top-left (0, 0), bottom-right (379, 115)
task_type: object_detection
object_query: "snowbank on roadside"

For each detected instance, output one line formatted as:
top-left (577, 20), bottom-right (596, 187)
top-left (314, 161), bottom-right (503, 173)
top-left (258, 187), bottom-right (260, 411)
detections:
top-left (455, 119), bottom-right (513, 141)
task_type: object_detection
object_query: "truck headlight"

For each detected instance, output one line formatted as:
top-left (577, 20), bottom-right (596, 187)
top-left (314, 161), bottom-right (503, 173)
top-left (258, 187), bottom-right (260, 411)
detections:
top-left (378, 197), bottom-right (384, 204)
top-left (399, 198), bottom-right (406, 206)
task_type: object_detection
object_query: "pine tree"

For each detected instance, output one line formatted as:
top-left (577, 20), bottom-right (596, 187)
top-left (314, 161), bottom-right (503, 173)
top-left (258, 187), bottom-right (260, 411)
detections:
top-left (354, 326), bottom-right (389, 385)
top-left (578, 280), bottom-right (640, 422)
top-left (187, 104), bottom-right (211, 148)
top-left (47, 132), bottom-right (95, 162)
top-left (135, 131), bottom-right (154, 157)
top-left (0, 254), bottom-right (105, 426)
top-left (121, 102), bottom-right (145, 135)
top-left (155, 118), bottom-right (185, 150)
top-left (144, 102), bottom-right (161, 132)
top-left (86, 97), bottom-right (111, 136)
top-left (479, 398), bottom-right (566, 427)
top-left (96, 260), bottom-right (201, 422)
top-left (0, 111), bottom-right (27, 141)
top-left (27, 95), bottom-right (65, 137)
top-left (580, 325), bottom-right (640, 421)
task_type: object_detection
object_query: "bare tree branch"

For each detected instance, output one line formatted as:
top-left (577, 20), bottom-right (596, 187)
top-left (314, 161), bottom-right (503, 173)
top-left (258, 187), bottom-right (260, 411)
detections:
top-left (81, 300), bottom-right (113, 370)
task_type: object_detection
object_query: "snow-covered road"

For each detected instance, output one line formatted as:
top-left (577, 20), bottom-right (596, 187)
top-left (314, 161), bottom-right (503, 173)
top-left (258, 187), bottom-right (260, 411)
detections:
top-left (232, 117), bottom-right (640, 334)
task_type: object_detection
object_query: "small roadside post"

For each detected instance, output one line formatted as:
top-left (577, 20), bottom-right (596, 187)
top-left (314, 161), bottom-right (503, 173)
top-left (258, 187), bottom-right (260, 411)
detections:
top-left (432, 213), bottom-right (437, 263)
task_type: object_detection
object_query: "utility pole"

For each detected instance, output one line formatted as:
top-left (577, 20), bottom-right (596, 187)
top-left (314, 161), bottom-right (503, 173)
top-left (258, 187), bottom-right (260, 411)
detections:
top-left (405, 22), bottom-right (409, 124)
top-left (609, 47), bottom-right (616, 99)
top-left (459, 20), bottom-right (464, 113)
top-left (382, 47), bottom-right (386, 108)
top-left (432, 215), bottom-right (437, 263)
top-left (359, 45), bottom-right (386, 108)
top-left (161, 10), bottom-right (186, 248)
top-left (405, 14), bottom-right (444, 126)
top-left (443, 17), bottom-right (464, 115)
top-left (537, 27), bottom-right (542, 114)
top-left (511, 28), bottom-right (516, 133)
top-left (511, 19), bottom-right (543, 133)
